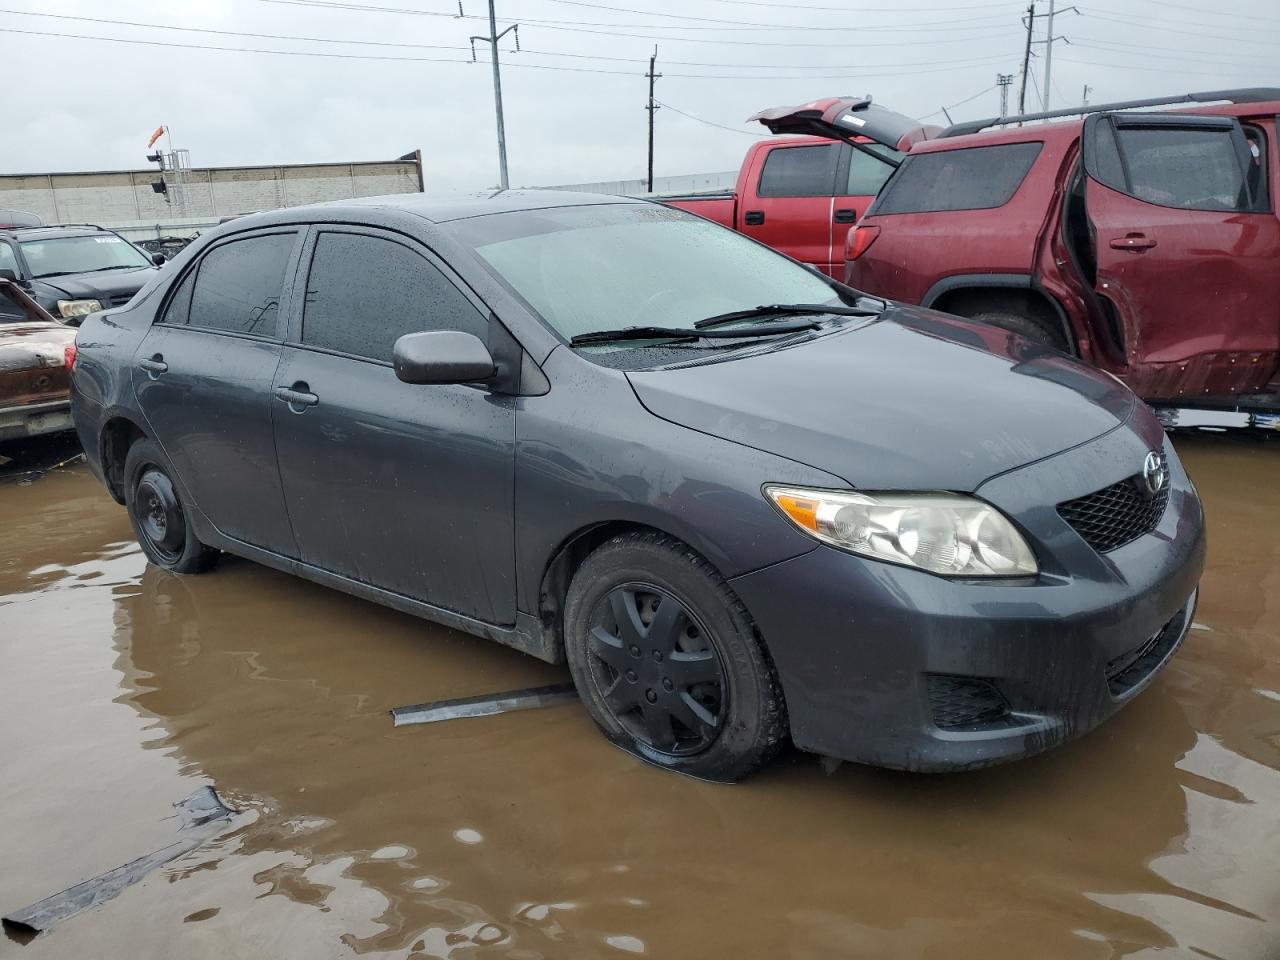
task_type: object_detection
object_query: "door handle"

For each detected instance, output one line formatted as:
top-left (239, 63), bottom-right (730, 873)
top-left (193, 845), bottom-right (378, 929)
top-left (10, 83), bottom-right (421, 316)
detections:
top-left (743, 210), bottom-right (765, 226)
top-left (274, 383), bottom-right (319, 409)
top-left (1109, 233), bottom-right (1157, 251)
top-left (833, 208), bottom-right (858, 223)
top-left (137, 355), bottom-right (168, 377)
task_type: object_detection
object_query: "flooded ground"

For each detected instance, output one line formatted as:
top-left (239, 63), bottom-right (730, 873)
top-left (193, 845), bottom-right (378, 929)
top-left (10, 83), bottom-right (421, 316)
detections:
top-left (1, 433), bottom-right (1277, 959)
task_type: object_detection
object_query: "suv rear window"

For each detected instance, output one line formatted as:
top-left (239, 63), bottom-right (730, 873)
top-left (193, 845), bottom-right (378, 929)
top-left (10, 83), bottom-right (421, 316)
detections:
top-left (871, 142), bottom-right (1042, 214)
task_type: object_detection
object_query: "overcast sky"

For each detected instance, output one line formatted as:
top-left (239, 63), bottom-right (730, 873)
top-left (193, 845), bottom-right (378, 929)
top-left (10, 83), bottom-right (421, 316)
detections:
top-left (4, 0), bottom-right (1277, 190)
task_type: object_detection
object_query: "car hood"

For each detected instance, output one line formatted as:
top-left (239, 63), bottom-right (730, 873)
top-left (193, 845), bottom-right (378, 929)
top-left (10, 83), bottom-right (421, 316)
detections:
top-left (625, 307), bottom-right (1137, 492)
top-left (34, 266), bottom-right (157, 304)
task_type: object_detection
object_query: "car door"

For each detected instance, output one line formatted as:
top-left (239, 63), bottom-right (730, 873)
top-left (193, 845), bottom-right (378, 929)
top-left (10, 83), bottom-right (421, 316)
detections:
top-left (1082, 112), bottom-right (1280, 396)
top-left (271, 225), bottom-right (516, 625)
top-left (132, 229), bottom-right (302, 556)
top-left (745, 141), bottom-right (841, 274)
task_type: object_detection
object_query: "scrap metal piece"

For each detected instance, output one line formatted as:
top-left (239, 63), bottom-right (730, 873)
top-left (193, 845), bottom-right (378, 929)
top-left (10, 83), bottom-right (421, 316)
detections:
top-left (391, 682), bottom-right (578, 727)
top-left (2, 787), bottom-right (239, 938)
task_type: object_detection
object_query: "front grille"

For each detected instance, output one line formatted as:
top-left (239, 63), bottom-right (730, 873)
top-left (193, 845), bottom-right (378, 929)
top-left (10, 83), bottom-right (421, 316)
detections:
top-left (1105, 607), bottom-right (1188, 696)
top-left (1058, 475), bottom-right (1169, 552)
top-left (927, 675), bottom-right (1013, 730)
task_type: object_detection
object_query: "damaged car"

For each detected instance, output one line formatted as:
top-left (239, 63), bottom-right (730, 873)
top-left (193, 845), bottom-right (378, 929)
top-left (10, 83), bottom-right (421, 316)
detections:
top-left (70, 193), bottom-right (1205, 780)
top-left (0, 279), bottom-right (77, 441)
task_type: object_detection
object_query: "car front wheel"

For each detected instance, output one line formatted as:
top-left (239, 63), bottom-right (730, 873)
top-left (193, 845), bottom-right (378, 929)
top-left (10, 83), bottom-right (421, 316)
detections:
top-left (564, 532), bottom-right (788, 781)
top-left (123, 439), bottom-right (219, 574)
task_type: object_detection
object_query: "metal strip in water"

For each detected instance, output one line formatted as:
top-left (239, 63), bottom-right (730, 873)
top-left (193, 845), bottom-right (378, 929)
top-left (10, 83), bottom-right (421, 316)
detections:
top-left (1, 787), bottom-right (238, 938)
top-left (391, 683), bottom-right (579, 727)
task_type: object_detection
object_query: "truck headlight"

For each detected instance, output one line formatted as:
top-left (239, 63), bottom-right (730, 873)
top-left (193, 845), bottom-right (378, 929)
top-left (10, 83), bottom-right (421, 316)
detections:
top-left (765, 486), bottom-right (1038, 578)
top-left (57, 299), bottom-right (104, 318)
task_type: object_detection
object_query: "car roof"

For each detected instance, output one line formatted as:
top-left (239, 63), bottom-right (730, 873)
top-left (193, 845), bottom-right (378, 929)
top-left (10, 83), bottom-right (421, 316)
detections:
top-left (1, 226), bottom-right (116, 241)
top-left (290, 189), bottom-right (646, 224)
top-left (912, 97), bottom-right (1280, 154)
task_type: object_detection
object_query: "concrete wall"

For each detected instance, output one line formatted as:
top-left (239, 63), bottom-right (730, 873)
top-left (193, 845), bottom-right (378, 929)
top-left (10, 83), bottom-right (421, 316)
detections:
top-left (0, 156), bottom-right (422, 240)
top-left (540, 171), bottom-right (738, 197)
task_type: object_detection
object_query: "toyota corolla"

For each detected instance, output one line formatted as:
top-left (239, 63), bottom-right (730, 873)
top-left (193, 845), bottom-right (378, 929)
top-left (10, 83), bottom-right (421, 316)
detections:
top-left (69, 192), bottom-right (1205, 780)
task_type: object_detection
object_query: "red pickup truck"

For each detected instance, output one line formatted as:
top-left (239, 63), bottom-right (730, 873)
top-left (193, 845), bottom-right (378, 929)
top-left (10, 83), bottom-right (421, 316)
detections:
top-left (663, 99), bottom-right (934, 277)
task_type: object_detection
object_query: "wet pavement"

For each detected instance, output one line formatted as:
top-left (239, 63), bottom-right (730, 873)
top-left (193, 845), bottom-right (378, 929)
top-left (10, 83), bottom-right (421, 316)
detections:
top-left (1, 433), bottom-right (1278, 959)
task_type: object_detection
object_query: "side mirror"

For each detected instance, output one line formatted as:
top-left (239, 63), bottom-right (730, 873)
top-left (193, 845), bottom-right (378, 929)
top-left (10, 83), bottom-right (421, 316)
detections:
top-left (0, 268), bottom-right (17, 282)
top-left (151, 252), bottom-right (167, 266)
top-left (393, 330), bottom-right (495, 385)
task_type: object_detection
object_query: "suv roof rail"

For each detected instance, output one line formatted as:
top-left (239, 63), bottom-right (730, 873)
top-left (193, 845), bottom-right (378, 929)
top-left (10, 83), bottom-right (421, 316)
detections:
top-left (938, 87), bottom-right (1280, 139)
top-left (4, 222), bottom-right (111, 232)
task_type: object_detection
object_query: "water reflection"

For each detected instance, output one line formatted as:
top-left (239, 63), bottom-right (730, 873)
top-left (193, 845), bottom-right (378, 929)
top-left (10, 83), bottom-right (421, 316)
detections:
top-left (1, 435), bottom-right (1277, 958)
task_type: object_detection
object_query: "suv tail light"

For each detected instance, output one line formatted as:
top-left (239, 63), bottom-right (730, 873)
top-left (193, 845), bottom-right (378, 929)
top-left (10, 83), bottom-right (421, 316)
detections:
top-left (845, 224), bottom-right (881, 261)
top-left (64, 343), bottom-right (77, 370)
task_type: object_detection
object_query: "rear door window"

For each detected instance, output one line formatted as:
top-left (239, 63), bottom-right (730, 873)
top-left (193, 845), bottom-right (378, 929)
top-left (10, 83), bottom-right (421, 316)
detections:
top-left (1114, 125), bottom-right (1256, 212)
top-left (300, 232), bottom-right (486, 362)
top-left (757, 144), bottom-right (840, 197)
top-left (871, 142), bottom-right (1043, 214)
top-left (159, 268), bottom-right (196, 325)
top-left (844, 144), bottom-right (900, 196)
top-left (188, 232), bottom-right (295, 337)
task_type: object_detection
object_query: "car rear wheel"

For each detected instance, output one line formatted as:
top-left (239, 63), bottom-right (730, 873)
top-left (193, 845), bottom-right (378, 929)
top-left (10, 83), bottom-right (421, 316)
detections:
top-left (970, 309), bottom-right (1069, 352)
top-left (564, 532), bottom-right (787, 781)
top-left (123, 439), bottom-right (218, 574)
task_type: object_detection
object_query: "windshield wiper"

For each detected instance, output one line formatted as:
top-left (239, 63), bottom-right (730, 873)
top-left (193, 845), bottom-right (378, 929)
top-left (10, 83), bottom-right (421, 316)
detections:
top-left (694, 302), bottom-right (879, 329)
top-left (89, 264), bottom-right (146, 273)
top-left (569, 320), bottom-right (818, 347)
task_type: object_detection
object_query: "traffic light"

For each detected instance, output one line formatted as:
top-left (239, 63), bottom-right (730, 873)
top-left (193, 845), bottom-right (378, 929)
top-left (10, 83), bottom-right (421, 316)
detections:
top-left (151, 180), bottom-right (168, 196)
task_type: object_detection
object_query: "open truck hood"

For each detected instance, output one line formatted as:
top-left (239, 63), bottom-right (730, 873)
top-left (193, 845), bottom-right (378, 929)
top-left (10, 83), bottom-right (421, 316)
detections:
top-left (626, 307), bottom-right (1137, 493)
top-left (748, 96), bottom-right (939, 153)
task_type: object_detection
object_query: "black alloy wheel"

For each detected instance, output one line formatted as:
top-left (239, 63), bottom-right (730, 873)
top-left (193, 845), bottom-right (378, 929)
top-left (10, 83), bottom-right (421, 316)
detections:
top-left (585, 584), bottom-right (727, 756)
top-left (564, 532), bottom-right (788, 781)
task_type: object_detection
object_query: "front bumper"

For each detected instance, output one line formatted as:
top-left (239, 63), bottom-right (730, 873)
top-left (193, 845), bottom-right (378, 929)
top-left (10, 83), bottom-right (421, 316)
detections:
top-left (0, 398), bottom-right (73, 441)
top-left (731, 431), bottom-right (1206, 772)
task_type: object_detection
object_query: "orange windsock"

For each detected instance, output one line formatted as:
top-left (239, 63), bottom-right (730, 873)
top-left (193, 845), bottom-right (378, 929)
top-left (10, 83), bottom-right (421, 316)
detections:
top-left (146, 125), bottom-right (166, 148)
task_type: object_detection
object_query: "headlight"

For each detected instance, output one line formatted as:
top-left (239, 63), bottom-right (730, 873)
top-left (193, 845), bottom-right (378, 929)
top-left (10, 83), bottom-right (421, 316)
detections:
top-left (765, 486), bottom-right (1038, 578)
top-left (57, 299), bottom-right (104, 318)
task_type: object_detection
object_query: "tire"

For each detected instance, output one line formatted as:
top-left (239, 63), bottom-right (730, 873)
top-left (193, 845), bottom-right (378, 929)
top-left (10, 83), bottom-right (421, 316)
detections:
top-left (564, 531), bottom-right (787, 781)
top-left (969, 308), bottom-right (1069, 352)
top-left (123, 438), bottom-right (219, 574)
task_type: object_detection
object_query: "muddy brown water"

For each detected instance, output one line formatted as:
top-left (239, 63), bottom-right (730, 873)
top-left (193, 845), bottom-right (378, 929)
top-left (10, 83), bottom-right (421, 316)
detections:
top-left (1, 435), bottom-right (1277, 959)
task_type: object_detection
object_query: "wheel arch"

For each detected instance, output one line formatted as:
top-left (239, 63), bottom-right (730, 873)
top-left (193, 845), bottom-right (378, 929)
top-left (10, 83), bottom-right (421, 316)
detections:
top-left (923, 275), bottom-right (1077, 356)
top-left (99, 414), bottom-right (150, 504)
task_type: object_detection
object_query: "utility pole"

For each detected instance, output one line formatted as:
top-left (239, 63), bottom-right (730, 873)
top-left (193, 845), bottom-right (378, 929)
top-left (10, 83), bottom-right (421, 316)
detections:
top-left (1042, 0), bottom-right (1056, 111)
top-left (1082, 83), bottom-right (1092, 107)
top-left (645, 46), bottom-right (661, 193)
top-left (470, 0), bottom-right (519, 190)
top-left (1017, 2), bottom-right (1035, 114)
top-left (997, 73), bottom-right (1014, 117)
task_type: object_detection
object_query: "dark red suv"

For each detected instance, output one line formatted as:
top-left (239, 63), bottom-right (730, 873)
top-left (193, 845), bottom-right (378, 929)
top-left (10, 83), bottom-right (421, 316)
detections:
top-left (838, 89), bottom-right (1280, 413)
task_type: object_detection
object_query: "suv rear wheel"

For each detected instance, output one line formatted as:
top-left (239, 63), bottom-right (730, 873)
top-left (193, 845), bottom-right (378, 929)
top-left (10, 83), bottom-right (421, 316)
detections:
top-left (564, 532), bottom-right (787, 781)
top-left (123, 439), bottom-right (219, 574)
top-left (969, 308), bottom-right (1069, 352)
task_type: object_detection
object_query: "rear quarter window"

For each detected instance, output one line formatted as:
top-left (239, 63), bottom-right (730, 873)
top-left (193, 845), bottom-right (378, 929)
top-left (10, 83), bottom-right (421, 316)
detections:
top-left (871, 142), bottom-right (1043, 215)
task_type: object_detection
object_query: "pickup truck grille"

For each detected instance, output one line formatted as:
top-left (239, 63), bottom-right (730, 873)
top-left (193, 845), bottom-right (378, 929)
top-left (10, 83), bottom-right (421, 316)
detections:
top-left (1058, 475), bottom-right (1169, 553)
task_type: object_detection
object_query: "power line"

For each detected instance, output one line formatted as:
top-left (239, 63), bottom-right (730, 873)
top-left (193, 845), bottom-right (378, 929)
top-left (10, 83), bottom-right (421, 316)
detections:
top-left (256, 0), bottom-right (1022, 46)
top-left (698, 0), bottom-right (1022, 10)
top-left (514, 0), bottom-right (1015, 31)
top-left (919, 84), bottom-right (1000, 121)
top-left (0, 26), bottom-right (1022, 79)
top-left (654, 99), bottom-right (767, 137)
top-left (1075, 8), bottom-right (1280, 45)
top-left (0, 7), bottom-right (1045, 70)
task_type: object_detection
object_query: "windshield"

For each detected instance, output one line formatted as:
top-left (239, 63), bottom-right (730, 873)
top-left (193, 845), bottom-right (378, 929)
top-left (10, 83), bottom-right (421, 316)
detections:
top-left (20, 234), bottom-right (151, 278)
top-left (453, 204), bottom-right (845, 342)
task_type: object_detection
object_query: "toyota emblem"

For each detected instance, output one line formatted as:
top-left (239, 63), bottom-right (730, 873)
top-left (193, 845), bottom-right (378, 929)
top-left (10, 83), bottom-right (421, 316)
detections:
top-left (1142, 451), bottom-right (1168, 497)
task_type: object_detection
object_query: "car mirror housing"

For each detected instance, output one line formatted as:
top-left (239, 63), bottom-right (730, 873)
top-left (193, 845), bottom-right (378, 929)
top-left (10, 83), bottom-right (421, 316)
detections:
top-left (393, 330), bottom-right (496, 385)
